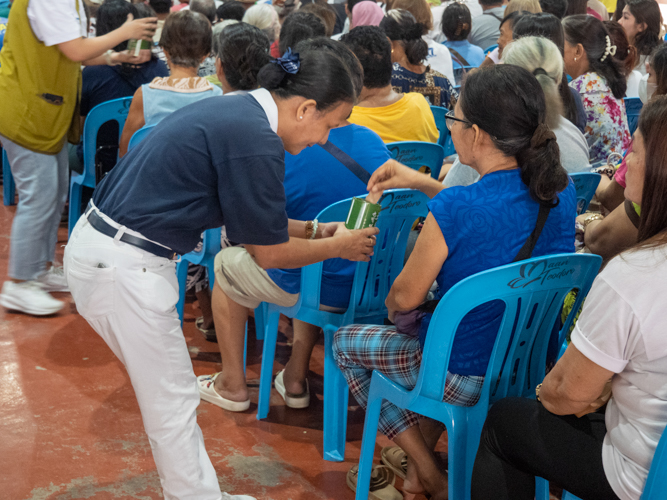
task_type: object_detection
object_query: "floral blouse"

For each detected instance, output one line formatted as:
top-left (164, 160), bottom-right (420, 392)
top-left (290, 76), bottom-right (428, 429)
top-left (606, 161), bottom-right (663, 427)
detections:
top-left (569, 72), bottom-right (631, 167)
top-left (391, 63), bottom-right (458, 109)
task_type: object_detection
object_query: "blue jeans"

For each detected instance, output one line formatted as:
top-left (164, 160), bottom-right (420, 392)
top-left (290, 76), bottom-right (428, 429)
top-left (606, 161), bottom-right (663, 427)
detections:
top-left (1, 136), bottom-right (69, 280)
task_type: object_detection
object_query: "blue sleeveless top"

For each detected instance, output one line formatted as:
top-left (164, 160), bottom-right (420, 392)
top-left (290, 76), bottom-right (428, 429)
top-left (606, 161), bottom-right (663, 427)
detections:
top-left (142, 77), bottom-right (223, 126)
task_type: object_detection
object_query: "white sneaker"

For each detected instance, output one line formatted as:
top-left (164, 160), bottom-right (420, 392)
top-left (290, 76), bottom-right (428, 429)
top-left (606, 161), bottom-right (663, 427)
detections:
top-left (36, 265), bottom-right (69, 293)
top-left (0, 281), bottom-right (65, 316)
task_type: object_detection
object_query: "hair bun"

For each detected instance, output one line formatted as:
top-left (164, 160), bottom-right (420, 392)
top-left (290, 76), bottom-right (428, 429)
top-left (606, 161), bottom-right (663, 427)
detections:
top-left (405, 23), bottom-right (423, 40)
top-left (530, 123), bottom-right (556, 148)
top-left (257, 62), bottom-right (289, 90)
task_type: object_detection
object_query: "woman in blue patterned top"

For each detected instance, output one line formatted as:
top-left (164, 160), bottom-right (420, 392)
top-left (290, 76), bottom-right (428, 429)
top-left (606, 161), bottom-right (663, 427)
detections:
top-left (334, 65), bottom-right (576, 499)
top-left (381, 9), bottom-right (458, 108)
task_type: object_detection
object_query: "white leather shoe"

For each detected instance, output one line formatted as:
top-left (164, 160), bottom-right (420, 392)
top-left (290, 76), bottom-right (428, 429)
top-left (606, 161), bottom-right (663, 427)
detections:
top-left (36, 265), bottom-right (69, 293)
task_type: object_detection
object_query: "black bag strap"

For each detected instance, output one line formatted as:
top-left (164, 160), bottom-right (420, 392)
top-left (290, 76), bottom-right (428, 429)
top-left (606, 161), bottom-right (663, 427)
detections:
top-left (512, 204), bottom-right (551, 262)
top-left (319, 140), bottom-right (371, 185)
top-left (483, 11), bottom-right (504, 22)
top-left (417, 203), bottom-right (552, 314)
top-left (448, 47), bottom-right (470, 68)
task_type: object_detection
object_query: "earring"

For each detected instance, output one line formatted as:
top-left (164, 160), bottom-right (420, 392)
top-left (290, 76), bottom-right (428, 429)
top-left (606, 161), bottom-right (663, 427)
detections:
top-left (574, 57), bottom-right (577, 62)
top-left (299, 116), bottom-right (303, 120)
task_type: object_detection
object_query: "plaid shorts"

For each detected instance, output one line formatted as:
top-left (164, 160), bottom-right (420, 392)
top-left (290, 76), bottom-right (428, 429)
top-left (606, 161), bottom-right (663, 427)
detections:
top-left (333, 324), bottom-right (484, 439)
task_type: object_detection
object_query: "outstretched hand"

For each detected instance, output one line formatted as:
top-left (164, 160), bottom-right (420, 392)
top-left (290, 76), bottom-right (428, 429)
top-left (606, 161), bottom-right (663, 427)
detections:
top-left (367, 159), bottom-right (423, 200)
top-left (114, 49), bottom-right (153, 65)
top-left (332, 223), bottom-right (379, 262)
top-left (121, 14), bottom-right (158, 42)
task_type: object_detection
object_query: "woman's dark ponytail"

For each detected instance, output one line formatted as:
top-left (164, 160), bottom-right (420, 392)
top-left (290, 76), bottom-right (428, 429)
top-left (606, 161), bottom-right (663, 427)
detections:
top-left (563, 15), bottom-right (627, 99)
top-left (380, 9), bottom-right (429, 66)
top-left (460, 65), bottom-right (569, 205)
top-left (258, 38), bottom-right (357, 110)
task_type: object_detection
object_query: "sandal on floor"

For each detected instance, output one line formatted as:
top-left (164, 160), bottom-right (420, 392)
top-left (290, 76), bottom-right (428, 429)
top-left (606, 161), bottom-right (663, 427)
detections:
top-left (346, 465), bottom-right (401, 500)
top-left (381, 446), bottom-right (408, 480)
top-left (274, 369), bottom-right (310, 409)
top-left (197, 373), bottom-right (250, 412)
top-left (195, 316), bottom-right (217, 343)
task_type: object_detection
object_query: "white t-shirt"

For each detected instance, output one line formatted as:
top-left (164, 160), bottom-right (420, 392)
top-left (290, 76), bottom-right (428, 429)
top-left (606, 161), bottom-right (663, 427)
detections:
top-left (28, 0), bottom-right (87, 47)
top-left (571, 247), bottom-right (667, 500)
top-left (425, 38), bottom-right (455, 84)
top-left (626, 70), bottom-right (642, 98)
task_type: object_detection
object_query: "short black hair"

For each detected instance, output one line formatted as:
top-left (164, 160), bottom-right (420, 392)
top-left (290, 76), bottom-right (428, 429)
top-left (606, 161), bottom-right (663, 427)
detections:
top-left (190, 0), bottom-right (217, 24)
top-left (479, 0), bottom-right (504, 7)
top-left (216, 23), bottom-right (271, 90)
top-left (278, 11), bottom-right (326, 56)
top-left (97, 0), bottom-right (139, 52)
top-left (538, 0), bottom-right (567, 19)
top-left (216, 1), bottom-right (245, 21)
top-left (149, 0), bottom-right (172, 15)
top-left (341, 25), bottom-right (392, 89)
top-left (441, 2), bottom-right (472, 41)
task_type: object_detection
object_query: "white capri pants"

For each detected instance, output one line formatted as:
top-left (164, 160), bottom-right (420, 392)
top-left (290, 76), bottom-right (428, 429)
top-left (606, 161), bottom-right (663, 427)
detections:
top-left (64, 212), bottom-right (222, 500)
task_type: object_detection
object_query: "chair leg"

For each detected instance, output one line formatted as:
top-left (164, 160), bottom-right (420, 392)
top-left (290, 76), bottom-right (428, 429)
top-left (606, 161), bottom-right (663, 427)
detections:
top-left (68, 181), bottom-right (83, 236)
top-left (535, 478), bottom-right (550, 500)
top-left (355, 395), bottom-right (383, 500)
top-left (2, 150), bottom-right (15, 207)
top-left (254, 303), bottom-right (266, 341)
top-left (323, 325), bottom-right (349, 462)
top-left (445, 418), bottom-right (470, 500)
top-left (256, 309), bottom-right (280, 420)
top-left (175, 260), bottom-right (189, 325)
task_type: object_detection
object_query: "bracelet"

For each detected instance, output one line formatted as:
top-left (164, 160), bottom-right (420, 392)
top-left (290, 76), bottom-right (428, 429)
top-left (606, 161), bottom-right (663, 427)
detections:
top-left (583, 213), bottom-right (604, 229)
top-left (310, 219), bottom-right (319, 240)
top-left (305, 220), bottom-right (315, 239)
top-left (536, 383), bottom-right (542, 402)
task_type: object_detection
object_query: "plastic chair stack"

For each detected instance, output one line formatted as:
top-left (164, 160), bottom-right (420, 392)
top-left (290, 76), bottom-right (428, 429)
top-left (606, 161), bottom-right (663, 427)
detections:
top-left (68, 96), bottom-right (132, 236)
top-left (386, 141), bottom-right (445, 179)
top-left (430, 106), bottom-right (456, 157)
top-left (353, 253), bottom-right (602, 500)
top-left (256, 189), bottom-right (430, 461)
top-left (2, 148), bottom-right (14, 206)
top-left (624, 97), bottom-right (643, 136)
top-left (570, 172), bottom-right (601, 215)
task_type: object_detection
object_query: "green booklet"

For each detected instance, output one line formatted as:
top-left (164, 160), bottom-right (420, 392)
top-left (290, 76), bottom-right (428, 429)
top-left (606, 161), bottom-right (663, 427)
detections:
top-left (126, 39), bottom-right (152, 57)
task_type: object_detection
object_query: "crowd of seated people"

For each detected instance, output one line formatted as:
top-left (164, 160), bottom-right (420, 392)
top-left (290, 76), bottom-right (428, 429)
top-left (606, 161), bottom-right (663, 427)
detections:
top-left (1, 0), bottom-right (666, 499)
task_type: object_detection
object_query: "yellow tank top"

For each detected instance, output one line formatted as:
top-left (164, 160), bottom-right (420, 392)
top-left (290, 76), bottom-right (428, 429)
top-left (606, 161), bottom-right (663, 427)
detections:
top-left (0, 0), bottom-right (82, 154)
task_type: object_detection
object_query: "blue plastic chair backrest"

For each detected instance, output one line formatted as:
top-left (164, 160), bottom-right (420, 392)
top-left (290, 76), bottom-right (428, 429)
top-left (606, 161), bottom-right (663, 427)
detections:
top-left (624, 97), bottom-right (643, 136)
top-left (570, 172), bottom-right (601, 215)
top-left (413, 253), bottom-right (602, 405)
top-left (346, 189), bottom-right (431, 322)
top-left (387, 141), bottom-right (445, 179)
top-left (128, 124), bottom-right (157, 151)
top-left (642, 426), bottom-right (667, 499)
top-left (430, 106), bottom-right (449, 150)
top-left (81, 97), bottom-right (133, 185)
top-left (484, 44), bottom-right (498, 54)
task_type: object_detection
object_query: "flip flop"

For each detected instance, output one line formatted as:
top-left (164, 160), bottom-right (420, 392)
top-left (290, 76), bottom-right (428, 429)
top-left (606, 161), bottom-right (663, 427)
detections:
top-left (346, 464), bottom-right (401, 500)
top-left (197, 373), bottom-right (250, 412)
top-left (274, 369), bottom-right (310, 409)
top-left (381, 446), bottom-right (408, 479)
top-left (195, 316), bottom-right (217, 343)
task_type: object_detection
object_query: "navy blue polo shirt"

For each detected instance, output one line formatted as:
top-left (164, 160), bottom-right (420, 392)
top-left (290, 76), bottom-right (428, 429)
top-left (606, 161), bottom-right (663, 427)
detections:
top-left (93, 91), bottom-right (289, 255)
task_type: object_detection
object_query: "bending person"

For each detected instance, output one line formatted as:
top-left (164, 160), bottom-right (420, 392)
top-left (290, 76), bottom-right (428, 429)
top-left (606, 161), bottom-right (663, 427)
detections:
top-left (64, 44), bottom-right (377, 500)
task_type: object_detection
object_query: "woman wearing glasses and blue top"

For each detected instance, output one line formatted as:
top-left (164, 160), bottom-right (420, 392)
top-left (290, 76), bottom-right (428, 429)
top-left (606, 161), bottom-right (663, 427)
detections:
top-left (333, 65), bottom-right (577, 499)
top-left (64, 45), bottom-right (378, 500)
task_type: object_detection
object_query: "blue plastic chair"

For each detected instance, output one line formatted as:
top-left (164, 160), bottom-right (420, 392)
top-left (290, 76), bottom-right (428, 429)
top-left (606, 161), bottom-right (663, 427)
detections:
top-left (625, 97), bottom-right (643, 136)
top-left (68, 97), bottom-right (133, 236)
top-left (484, 44), bottom-right (498, 54)
top-left (128, 124), bottom-right (157, 151)
top-left (430, 106), bottom-right (456, 157)
top-left (354, 253), bottom-right (602, 500)
top-left (256, 189), bottom-right (431, 461)
top-left (539, 424), bottom-right (667, 500)
top-left (2, 148), bottom-right (15, 206)
top-left (387, 141), bottom-right (445, 179)
top-left (570, 172), bottom-right (601, 215)
top-left (175, 228), bottom-right (222, 324)
top-left (452, 64), bottom-right (475, 87)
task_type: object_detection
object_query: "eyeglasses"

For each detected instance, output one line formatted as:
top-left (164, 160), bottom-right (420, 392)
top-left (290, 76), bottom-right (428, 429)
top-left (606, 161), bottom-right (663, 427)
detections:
top-left (445, 110), bottom-right (472, 131)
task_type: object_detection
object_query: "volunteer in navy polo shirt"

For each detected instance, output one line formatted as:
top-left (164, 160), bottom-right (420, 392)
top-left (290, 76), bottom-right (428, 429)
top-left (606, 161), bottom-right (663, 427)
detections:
top-left (64, 45), bottom-right (379, 500)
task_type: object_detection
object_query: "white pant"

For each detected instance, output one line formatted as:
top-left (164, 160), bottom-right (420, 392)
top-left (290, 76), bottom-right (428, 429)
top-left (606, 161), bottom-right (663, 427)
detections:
top-left (64, 215), bottom-right (222, 500)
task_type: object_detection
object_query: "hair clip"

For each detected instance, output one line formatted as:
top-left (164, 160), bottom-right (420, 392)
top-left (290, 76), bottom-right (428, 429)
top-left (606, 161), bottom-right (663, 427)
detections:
top-left (600, 35), bottom-right (617, 62)
top-left (273, 47), bottom-right (301, 74)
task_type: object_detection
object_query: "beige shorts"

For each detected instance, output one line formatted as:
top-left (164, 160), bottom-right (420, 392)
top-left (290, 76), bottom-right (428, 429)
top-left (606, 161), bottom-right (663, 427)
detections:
top-left (213, 247), bottom-right (299, 310)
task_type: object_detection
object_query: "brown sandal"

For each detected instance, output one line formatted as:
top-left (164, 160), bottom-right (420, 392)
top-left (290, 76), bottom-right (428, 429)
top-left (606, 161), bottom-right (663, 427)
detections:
top-left (346, 465), bottom-right (401, 500)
